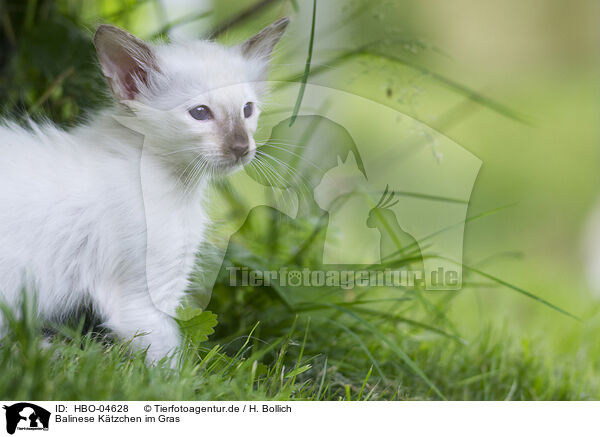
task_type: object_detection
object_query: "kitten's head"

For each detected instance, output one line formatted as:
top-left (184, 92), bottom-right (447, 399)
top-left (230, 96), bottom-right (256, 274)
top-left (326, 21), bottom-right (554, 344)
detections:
top-left (94, 18), bottom-right (289, 178)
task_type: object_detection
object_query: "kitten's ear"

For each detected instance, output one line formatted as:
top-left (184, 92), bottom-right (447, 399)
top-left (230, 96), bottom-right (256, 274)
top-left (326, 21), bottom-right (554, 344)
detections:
top-left (94, 25), bottom-right (158, 101)
top-left (240, 17), bottom-right (289, 61)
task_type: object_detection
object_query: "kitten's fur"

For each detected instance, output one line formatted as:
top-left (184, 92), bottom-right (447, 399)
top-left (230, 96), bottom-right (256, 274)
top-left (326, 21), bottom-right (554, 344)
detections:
top-left (0, 18), bottom-right (289, 363)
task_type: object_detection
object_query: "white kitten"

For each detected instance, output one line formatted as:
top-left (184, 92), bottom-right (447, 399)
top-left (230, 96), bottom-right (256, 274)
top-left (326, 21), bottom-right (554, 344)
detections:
top-left (0, 18), bottom-right (289, 363)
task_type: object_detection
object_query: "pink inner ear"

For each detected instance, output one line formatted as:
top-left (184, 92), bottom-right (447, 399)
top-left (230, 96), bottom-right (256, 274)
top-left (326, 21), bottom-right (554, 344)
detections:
top-left (122, 64), bottom-right (148, 100)
top-left (100, 38), bottom-right (153, 100)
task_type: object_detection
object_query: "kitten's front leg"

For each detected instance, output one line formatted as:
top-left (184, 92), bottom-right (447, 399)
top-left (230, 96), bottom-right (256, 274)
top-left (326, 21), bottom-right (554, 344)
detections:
top-left (99, 289), bottom-right (181, 366)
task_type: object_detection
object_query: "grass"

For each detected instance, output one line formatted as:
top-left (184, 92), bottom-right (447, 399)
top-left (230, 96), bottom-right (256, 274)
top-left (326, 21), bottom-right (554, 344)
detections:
top-left (1, 302), bottom-right (596, 400)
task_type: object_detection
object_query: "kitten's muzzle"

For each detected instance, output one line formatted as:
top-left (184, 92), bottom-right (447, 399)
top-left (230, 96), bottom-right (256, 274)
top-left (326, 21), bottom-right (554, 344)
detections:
top-left (229, 141), bottom-right (250, 159)
top-left (222, 120), bottom-right (251, 161)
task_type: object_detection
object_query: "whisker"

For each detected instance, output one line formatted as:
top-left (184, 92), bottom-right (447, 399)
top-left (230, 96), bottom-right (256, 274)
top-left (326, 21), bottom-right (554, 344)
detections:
top-left (258, 143), bottom-right (324, 172)
top-left (160, 146), bottom-right (205, 157)
top-left (177, 154), bottom-right (204, 188)
top-left (251, 158), bottom-right (296, 214)
top-left (182, 156), bottom-right (209, 196)
top-left (256, 149), bottom-right (313, 192)
top-left (254, 154), bottom-right (289, 188)
top-left (255, 150), bottom-right (313, 206)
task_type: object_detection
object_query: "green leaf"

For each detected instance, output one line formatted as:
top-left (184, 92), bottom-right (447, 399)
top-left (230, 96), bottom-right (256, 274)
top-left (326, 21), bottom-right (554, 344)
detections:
top-left (176, 307), bottom-right (218, 344)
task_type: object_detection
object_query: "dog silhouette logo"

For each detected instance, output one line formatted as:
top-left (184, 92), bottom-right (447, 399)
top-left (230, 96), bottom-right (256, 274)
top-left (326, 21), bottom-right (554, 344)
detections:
top-left (3, 403), bottom-right (50, 434)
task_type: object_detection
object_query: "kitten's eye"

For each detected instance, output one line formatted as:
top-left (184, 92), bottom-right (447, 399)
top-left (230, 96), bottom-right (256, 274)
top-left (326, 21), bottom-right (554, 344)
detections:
top-left (189, 105), bottom-right (212, 121)
top-left (243, 102), bottom-right (254, 118)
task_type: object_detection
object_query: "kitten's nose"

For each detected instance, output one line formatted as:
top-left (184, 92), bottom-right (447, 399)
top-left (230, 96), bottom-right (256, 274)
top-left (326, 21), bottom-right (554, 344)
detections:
top-left (229, 142), bottom-right (249, 159)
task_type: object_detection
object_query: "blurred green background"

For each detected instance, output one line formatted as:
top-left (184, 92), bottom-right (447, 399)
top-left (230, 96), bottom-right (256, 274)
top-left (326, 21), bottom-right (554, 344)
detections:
top-left (1, 0), bottom-right (599, 399)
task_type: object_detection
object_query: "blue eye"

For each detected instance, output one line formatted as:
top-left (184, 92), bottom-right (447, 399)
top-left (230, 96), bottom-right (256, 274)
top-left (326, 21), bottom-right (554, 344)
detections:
top-left (189, 105), bottom-right (212, 121)
top-left (243, 102), bottom-right (254, 118)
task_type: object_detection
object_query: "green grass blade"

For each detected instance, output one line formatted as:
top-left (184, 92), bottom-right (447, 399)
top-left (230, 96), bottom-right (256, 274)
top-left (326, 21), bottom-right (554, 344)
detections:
top-left (326, 304), bottom-right (446, 399)
top-left (455, 261), bottom-right (580, 320)
top-left (289, 318), bottom-right (310, 388)
top-left (289, 0), bottom-right (317, 127)
top-left (316, 355), bottom-right (328, 400)
top-left (362, 49), bottom-right (532, 125)
top-left (149, 11), bottom-right (212, 40)
top-left (207, 0), bottom-right (285, 39)
top-left (387, 190), bottom-right (469, 204)
top-left (324, 318), bottom-right (388, 383)
top-left (279, 47), bottom-right (530, 124)
top-left (381, 203), bottom-right (518, 264)
top-left (351, 307), bottom-right (467, 344)
top-left (357, 365), bottom-right (373, 401)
